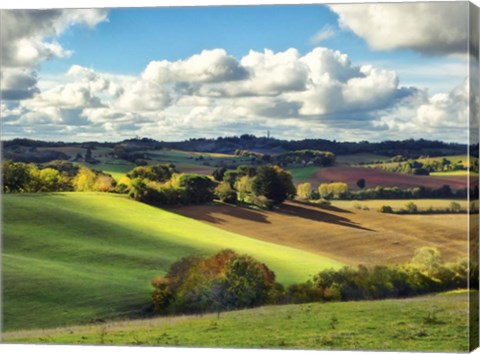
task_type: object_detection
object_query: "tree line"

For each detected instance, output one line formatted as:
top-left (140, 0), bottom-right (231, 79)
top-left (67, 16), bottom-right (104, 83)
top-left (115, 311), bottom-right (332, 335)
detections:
top-left (4, 136), bottom-right (467, 158)
top-left (2, 160), bottom-right (298, 209)
top-left (151, 247), bottom-right (474, 316)
top-left (2, 160), bottom-right (116, 193)
top-left (116, 163), bottom-right (296, 209)
top-left (296, 181), bottom-right (472, 201)
top-left (371, 155), bottom-right (471, 175)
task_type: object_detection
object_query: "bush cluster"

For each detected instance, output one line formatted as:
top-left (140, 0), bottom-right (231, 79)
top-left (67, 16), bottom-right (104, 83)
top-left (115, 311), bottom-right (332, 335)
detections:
top-left (212, 164), bottom-right (296, 209)
top-left (118, 164), bottom-right (216, 206)
top-left (151, 250), bottom-right (281, 315)
top-left (378, 201), bottom-right (465, 214)
top-left (376, 156), bottom-right (466, 175)
top-left (275, 150), bottom-right (335, 167)
top-left (151, 247), bottom-right (473, 317)
top-left (297, 181), bottom-right (470, 201)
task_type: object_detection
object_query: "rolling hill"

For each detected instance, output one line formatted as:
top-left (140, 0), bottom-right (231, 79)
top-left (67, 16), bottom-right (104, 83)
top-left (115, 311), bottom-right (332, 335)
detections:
top-left (2, 192), bottom-right (342, 331)
top-left (171, 200), bottom-right (468, 266)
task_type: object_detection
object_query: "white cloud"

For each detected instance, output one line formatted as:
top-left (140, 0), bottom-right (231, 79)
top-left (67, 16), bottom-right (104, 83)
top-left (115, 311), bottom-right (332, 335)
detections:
top-left (115, 80), bottom-right (173, 112)
top-left (196, 48), bottom-right (309, 97)
top-left (239, 48), bottom-right (308, 94)
top-left (1, 68), bottom-right (39, 100)
top-left (22, 65), bottom-right (112, 110)
top-left (415, 80), bottom-right (468, 128)
top-left (301, 47), bottom-right (360, 83)
top-left (5, 47), bottom-right (468, 142)
top-left (329, 3), bottom-right (468, 56)
top-left (310, 25), bottom-right (335, 44)
top-left (372, 80), bottom-right (468, 141)
top-left (0, 9), bottom-right (108, 100)
top-left (142, 49), bottom-right (248, 84)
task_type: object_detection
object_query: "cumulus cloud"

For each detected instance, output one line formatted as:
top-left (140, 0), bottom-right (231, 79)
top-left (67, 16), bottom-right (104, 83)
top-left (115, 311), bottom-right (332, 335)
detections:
top-left (194, 48), bottom-right (309, 98)
top-left (1, 68), bottom-right (39, 100)
top-left (415, 80), bottom-right (468, 128)
top-left (329, 3), bottom-right (468, 56)
top-left (1, 9), bottom-right (108, 68)
top-left (0, 9), bottom-right (108, 100)
top-left (371, 80), bottom-right (468, 141)
top-left (5, 46), bottom-right (467, 142)
top-left (142, 49), bottom-right (248, 84)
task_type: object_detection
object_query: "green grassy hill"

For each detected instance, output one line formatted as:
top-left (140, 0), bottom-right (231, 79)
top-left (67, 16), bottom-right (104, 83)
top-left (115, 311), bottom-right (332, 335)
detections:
top-left (3, 290), bottom-right (471, 352)
top-left (2, 192), bottom-right (342, 331)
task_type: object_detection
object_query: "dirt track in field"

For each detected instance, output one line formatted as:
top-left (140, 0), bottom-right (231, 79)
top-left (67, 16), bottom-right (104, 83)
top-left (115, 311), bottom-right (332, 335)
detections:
top-left (169, 200), bottom-right (468, 266)
top-left (307, 166), bottom-right (468, 190)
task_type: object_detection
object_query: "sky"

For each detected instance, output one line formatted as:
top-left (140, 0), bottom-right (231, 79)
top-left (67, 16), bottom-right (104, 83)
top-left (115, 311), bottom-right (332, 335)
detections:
top-left (0, 2), bottom-right (475, 143)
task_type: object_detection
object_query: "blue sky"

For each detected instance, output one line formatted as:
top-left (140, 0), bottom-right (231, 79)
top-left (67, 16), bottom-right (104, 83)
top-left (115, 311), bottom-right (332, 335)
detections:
top-left (41, 6), bottom-right (464, 85)
top-left (42, 6), bottom-right (353, 74)
top-left (1, 3), bottom-right (472, 142)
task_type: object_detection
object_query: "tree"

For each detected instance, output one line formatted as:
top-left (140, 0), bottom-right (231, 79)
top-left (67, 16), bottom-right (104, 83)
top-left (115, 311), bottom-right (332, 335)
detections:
top-left (411, 247), bottom-right (443, 274)
top-left (236, 165), bottom-right (256, 178)
top-left (378, 205), bottom-right (393, 213)
top-left (2, 161), bottom-right (37, 192)
top-left (297, 182), bottom-right (312, 200)
top-left (234, 175), bottom-right (252, 202)
top-left (38, 168), bottom-right (62, 192)
top-left (128, 177), bottom-right (156, 202)
top-left (404, 201), bottom-right (418, 213)
top-left (318, 184), bottom-right (331, 199)
top-left (212, 167), bottom-right (227, 182)
top-left (215, 181), bottom-right (237, 204)
top-left (330, 182), bottom-right (349, 199)
top-left (318, 182), bottom-right (349, 199)
top-left (85, 148), bottom-right (92, 161)
top-left (223, 255), bottom-right (276, 309)
top-left (177, 174), bottom-right (216, 204)
top-left (449, 201), bottom-right (462, 213)
top-left (151, 250), bottom-right (279, 315)
top-left (251, 165), bottom-right (295, 205)
top-left (127, 164), bottom-right (176, 182)
top-left (93, 174), bottom-right (116, 192)
top-left (223, 170), bottom-right (239, 188)
top-left (72, 167), bottom-right (96, 191)
top-left (356, 178), bottom-right (366, 189)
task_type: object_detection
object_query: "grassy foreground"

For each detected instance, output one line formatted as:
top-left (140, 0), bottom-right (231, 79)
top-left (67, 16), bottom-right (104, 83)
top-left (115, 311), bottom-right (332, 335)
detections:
top-left (2, 192), bottom-right (342, 331)
top-left (2, 291), bottom-right (471, 352)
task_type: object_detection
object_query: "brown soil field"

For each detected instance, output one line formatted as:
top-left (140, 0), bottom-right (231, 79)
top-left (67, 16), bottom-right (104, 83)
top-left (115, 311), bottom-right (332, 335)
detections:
top-left (169, 200), bottom-right (468, 267)
top-left (307, 166), bottom-right (467, 190)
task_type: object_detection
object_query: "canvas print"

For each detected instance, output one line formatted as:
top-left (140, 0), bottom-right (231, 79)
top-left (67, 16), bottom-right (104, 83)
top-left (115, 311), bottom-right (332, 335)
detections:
top-left (1, 1), bottom-right (479, 352)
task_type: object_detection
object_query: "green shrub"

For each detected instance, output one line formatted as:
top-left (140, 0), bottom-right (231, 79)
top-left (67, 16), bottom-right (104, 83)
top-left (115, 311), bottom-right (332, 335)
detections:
top-left (378, 205), bottom-right (393, 213)
top-left (448, 201), bottom-right (462, 213)
top-left (404, 202), bottom-right (418, 213)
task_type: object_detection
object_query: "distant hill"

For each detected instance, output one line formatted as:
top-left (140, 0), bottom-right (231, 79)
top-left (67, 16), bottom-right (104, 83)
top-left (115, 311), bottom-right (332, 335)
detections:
top-left (3, 135), bottom-right (468, 159)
